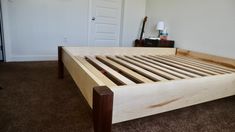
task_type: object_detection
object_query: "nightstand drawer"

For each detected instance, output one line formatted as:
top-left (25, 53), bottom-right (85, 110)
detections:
top-left (144, 39), bottom-right (174, 47)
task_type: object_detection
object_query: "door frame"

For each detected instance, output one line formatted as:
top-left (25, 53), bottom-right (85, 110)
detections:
top-left (1, 0), bottom-right (12, 62)
top-left (0, 0), bottom-right (5, 61)
top-left (87, 0), bottom-right (124, 47)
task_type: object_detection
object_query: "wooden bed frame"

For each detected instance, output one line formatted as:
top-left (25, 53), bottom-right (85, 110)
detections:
top-left (58, 46), bottom-right (235, 132)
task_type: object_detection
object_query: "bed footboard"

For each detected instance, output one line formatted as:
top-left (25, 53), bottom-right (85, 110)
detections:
top-left (110, 73), bottom-right (235, 123)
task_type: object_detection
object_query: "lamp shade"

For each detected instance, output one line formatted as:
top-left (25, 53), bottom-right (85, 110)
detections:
top-left (156, 21), bottom-right (165, 30)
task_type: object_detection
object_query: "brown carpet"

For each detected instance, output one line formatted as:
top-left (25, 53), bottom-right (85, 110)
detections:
top-left (0, 61), bottom-right (234, 132)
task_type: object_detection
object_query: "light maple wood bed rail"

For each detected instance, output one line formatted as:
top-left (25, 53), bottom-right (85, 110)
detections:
top-left (58, 47), bottom-right (235, 132)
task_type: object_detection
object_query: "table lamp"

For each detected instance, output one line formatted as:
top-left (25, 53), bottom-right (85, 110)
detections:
top-left (156, 21), bottom-right (165, 38)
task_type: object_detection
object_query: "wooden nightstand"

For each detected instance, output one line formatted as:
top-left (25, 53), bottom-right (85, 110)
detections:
top-left (138, 38), bottom-right (175, 48)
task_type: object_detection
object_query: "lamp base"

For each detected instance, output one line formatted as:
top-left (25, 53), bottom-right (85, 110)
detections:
top-left (158, 30), bottom-right (162, 38)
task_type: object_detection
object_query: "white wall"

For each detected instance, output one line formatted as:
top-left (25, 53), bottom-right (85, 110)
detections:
top-left (3, 0), bottom-right (89, 61)
top-left (121, 0), bottom-right (146, 47)
top-left (146, 0), bottom-right (235, 58)
top-left (3, 0), bottom-right (235, 61)
top-left (2, 0), bottom-right (146, 61)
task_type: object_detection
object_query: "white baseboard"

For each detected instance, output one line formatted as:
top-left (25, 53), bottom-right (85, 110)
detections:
top-left (8, 55), bottom-right (57, 62)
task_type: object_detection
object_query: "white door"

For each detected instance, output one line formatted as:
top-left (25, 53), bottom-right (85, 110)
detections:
top-left (89, 0), bottom-right (123, 47)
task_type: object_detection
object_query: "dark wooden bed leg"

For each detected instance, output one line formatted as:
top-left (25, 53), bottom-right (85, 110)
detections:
top-left (58, 46), bottom-right (64, 79)
top-left (93, 86), bottom-right (114, 132)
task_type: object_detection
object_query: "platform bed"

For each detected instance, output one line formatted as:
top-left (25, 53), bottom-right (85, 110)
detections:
top-left (58, 47), bottom-right (235, 132)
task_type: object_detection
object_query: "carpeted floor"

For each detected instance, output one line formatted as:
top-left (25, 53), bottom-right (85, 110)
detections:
top-left (0, 61), bottom-right (234, 132)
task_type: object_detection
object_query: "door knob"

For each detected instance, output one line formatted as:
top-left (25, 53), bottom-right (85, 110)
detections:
top-left (92, 17), bottom-right (96, 21)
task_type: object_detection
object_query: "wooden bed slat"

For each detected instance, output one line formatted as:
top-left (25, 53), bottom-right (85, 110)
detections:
top-left (86, 56), bottom-right (136, 85)
top-left (120, 56), bottom-right (181, 80)
top-left (107, 56), bottom-right (168, 82)
top-left (175, 55), bottom-right (235, 73)
top-left (130, 56), bottom-right (192, 79)
top-left (157, 55), bottom-right (224, 75)
top-left (147, 56), bottom-right (211, 76)
top-left (176, 49), bottom-right (235, 69)
top-left (76, 57), bottom-right (117, 87)
top-left (138, 56), bottom-right (201, 78)
top-left (96, 56), bottom-right (153, 83)
top-left (153, 55), bottom-right (220, 75)
top-left (165, 56), bottom-right (229, 74)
